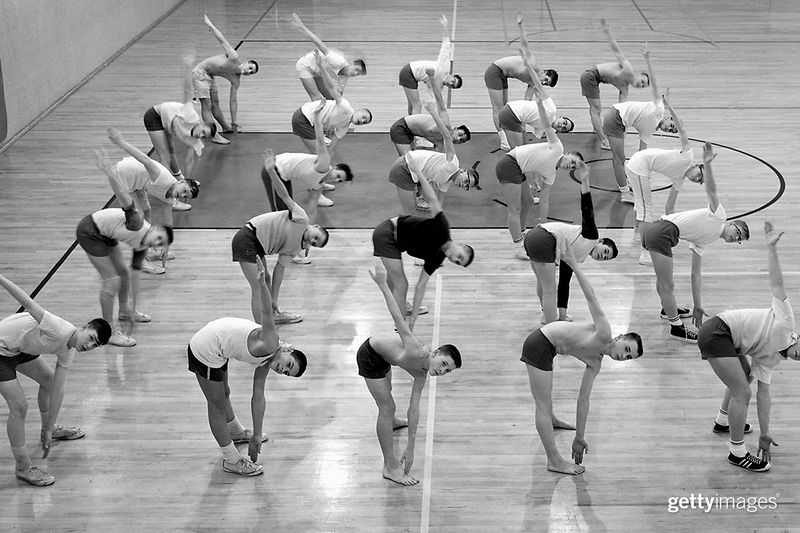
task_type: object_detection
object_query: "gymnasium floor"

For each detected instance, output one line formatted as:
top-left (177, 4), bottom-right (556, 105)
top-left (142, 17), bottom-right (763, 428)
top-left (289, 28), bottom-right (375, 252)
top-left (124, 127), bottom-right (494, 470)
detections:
top-left (1, 1), bottom-right (799, 531)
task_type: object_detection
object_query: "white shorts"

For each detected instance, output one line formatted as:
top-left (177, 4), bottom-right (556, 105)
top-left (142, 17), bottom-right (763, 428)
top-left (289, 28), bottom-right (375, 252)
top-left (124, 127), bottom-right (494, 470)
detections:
top-left (191, 69), bottom-right (218, 100)
top-left (295, 57), bottom-right (319, 79)
top-left (625, 166), bottom-right (659, 223)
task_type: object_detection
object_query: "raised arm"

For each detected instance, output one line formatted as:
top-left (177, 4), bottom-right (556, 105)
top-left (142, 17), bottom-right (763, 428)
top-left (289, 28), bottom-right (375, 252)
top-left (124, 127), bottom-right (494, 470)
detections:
top-left (255, 256), bottom-right (280, 349)
top-left (533, 82), bottom-right (558, 146)
top-left (562, 248), bottom-right (611, 338)
top-left (700, 142), bottom-right (720, 212)
top-left (203, 14), bottom-right (238, 60)
top-left (600, 19), bottom-right (634, 78)
top-left (311, 100), bottom-right (332, 171)
top-left (0, 272), bottom-right (45, 322)
top-left (94, 146), bottom-right (135, 208)
top-left (641, 45), bottom-right (660, 104)
top-left (423, 101), bottom-right (455, 160)
top-left (292, 13), bottom-right (331, 55)
top-left (425, 69), bottom-right (452, 128)
top-left (434, 15), bottom-right (452, 74)
top-left (662, 95), bottom-right (690, 150)
top-left (107, 128), bottom-right (163, 181)
top-left (576, 165), bottom-right (599, 240)
top-left (314, 50), bottom-right (343, 104)
top-left (402, 374), bottom-right (428, 475)
top-left (368, 261), bottom-right (423, 350)
top-left (572, 363), bottom-right (599, 465)
top-left (764, 221), bottom-right (786, 300)
top-left (517, 14), bottom-right (540, 75)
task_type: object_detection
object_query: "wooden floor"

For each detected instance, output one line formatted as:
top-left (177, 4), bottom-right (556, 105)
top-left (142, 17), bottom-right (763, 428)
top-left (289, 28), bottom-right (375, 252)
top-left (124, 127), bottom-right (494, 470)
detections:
top-left (1, 0), bottom-right (800, 531)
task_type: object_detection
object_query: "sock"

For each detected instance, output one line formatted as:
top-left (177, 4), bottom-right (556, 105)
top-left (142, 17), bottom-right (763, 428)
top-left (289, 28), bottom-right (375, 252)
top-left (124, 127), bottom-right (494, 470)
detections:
top-left (227, 416), bottom-right (246, 435)
top-left (11, 446), bottom-right (32, 469)
top-left (716, 409), bottom-right (729, 426)
top-left (668, 317), bottom-right (682, 327)
top-left (221, 442), bottom-right (242, 463)
top-left (729, 439), bottom-right (746, 458)
top-left (513, 236), bottom-right (524, 247)
top-left (498, 130), bottom-right (509, 146)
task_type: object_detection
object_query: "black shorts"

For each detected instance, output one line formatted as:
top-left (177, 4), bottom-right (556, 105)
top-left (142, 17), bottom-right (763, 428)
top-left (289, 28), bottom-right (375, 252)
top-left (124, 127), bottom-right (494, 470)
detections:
top-left (521, 329), bottom-right (557, 371)
top-left (187, 345), bottom-right (228, 382)
top-left (641, 219), bottom-right (680, 257)
top-left (372, 219), bottom-right (402, 260)
top-left (495, 154), bottom-right (526, 185)
top-left (398, 64), bottom-right (418, 89)
top-left (143, 107), bottom-right (164, 132)
top-left (699, 316), bottom-right (750, 374)
top-left (524, 227), bottom-right (557, 262)
top-left (357, 338), bottom-right (391, 379)
top-left (498, 104), bottom-right (522, 131)
top-left (484, 63), bottom-right (508, 90)
top-left (580, 67), bottom-right (602, 99)
top-left (388, 157), bottom-right (416, 191)
top-left (291, 108), bottom-right (315, 140)
top-left (231, 223), bottom-right (266, 263)
top-left (602, 107), bottom-right (626, 139)
top-left (0, 353), bottom-right (40, 382)
top-left (389, 117), bottom-right (415, 145)
top-left (76, 214), bottom-right (117, 257)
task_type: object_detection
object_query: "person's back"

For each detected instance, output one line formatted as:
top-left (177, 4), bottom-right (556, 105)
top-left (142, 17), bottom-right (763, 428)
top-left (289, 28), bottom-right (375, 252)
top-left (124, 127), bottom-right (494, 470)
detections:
top-left (404, 114), bottom-right (443, 143)
top-left (195, 54), bottom-right (240, 80)
top-left (595, 61), bottom-right (632, 89)
top-left (494, 56), bottom-right (533, 83)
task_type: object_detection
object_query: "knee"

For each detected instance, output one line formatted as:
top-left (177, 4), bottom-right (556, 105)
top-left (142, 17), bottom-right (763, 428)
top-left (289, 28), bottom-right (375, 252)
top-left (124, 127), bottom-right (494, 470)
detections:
top-left (101, 276), bottom-right (121, 299)
top-left (731, 385), bottom-right (752, 404)
top-left (378, 400), bottom-right (396, 417)
top-left (7, 398), bottom-right (28, 418)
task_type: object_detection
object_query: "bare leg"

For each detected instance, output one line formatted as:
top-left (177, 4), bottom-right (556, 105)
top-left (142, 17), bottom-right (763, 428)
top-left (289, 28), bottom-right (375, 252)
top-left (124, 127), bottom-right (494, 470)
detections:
top-left (650, 252), bottom-right (678, 318)
top-left (147, 130), bottom-right (180, 175)
top-left (586, 97), bottom-right (607, 146)
top-left (519, 182), bottom-right (534, 233)
top-left (379, 257), bottom-right (408, 317)
top-left (196, 374), bottom-right (234, 447)
top-left (240, 260), bottom-right (267, 324)
top-left (607, 134), bottom-right (628, 188)
top-left (403, 88), bottom-right (422, 115)
top-left (396, 187), bottom-right (417, 215)
top-left (707, 358), bottom-right (752, 444)
top-left (532, 261), bottom-right (558, 324)
top-left (210, 90), bottom-right (232, 132)
top-left (487, 88), bottom-right (507, 132)
top-left (500, 182), bottom-right (524, 242)
top-left (300, 77), bottom-right (324, 100)
top-left (0, 379), bottom-right (30, 466)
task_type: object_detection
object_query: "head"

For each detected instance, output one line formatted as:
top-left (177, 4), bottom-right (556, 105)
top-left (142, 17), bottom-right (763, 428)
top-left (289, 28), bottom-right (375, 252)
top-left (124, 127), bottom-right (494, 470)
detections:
top-left (451, 167), bottom-right (481, 192)
top-left (557, 151), bottom-right (584, 171)
top-left (269, 346), bottom-right (307, 377)
top-left (168, 178), bottom-right (200, 201)
top-left (589, 237), bottom-right (618, 261)
top-left (73, 318), bottom-right (112, 352)
top-left (443, 242), bottom-right (474, 267)
top-left (190, 122), bottom-right (216, 139)
top-left (144, 225), bottom-right (173, 248)
top-left (345, 59), bottom-right (367, 77)
top-left (329, 163), bottom-right (353, 183)
top-left (658, 116), bottom-right (678, 134)
top-left (240, 60), bottom-right (259, 76)
top-left (779, 333), bottom-right (800, 360)
top-left (303, 225), bottom-right (329, 248)
top-left (607, 332), bottom-right (644, 361)
top-left (684, 163), bottom-right (704, 184)
top-left (721, 220), bottom-right (750, 244)
top-left (552, 116), bottom-right (575, 134)
top-left (632, 72), bottom-right (650, 88)
top-left (427, 344), bottom-right (462, 376)
top-left (541, 68), bottom-right (558, 87)
top-left (451, 125), bottom-right (471, 144)
top-left (352, 108), bottom-right (372, 126)
top-left (444, 73), bottom-right (463, 89)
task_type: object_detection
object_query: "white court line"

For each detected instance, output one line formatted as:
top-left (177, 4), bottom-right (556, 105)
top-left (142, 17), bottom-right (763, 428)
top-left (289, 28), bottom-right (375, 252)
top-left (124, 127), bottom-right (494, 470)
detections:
top-left (439, 270), bottom-right (797, 277)
top-left (419, 271), bottom-right (443, 533)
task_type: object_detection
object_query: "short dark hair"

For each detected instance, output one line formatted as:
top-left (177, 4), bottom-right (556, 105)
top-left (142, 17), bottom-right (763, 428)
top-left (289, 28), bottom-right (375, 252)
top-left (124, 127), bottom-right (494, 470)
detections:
top-left (353, 59), bottom-right (366, 74)
top-left (639, 72), bottom-right (650, 86)
top-left (318, 227), bottom-right (330, 248)
top-left (733, 220), bottom-right (750, 241)
top-left (466, 168), bottom-right (481, 191)
top-left (87, 318), bottom-right (112, 345)
top-left (562, 117), bottom-right (575, 133)
top-left (622, 332), bottom-right (644, 357)
top-left (333, 163), bottom-right (353, 182)
top-left (462, 244), bottom-right (475, 267)
top-left (456, 125), bottom-right (471, 142)
top-left (362, 108), bottom-right (373, 124)
top-left (248, 60), bottom-right (259, 74)
top-left (568, 150), bottom-right (585, 163)
top-left (437, 344), bottom-right (462, 368)
top-left (544, 69), bottom-right (559, 87)
top-left (291, 348), bottom-right (308, 377)
top-left (600, 237), bottom-right (618, 259)
top-left (164, 226), bottom-right (174, 244)
top-left (451, 74), bottom-right (463, 89)
top-left (185, 178), bottom-right (200, 199)
top-left (208, 122), bottom-right (218, 138)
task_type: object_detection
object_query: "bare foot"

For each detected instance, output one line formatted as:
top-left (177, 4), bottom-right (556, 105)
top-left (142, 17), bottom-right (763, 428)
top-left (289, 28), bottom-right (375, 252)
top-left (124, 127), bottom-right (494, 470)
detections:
top-left (547, 458), bottom-right (585, 475)
top-left (393, 417), bottom-right (408, 431)
top-left (552, 416), bottom-right (576, 430)
top-left (382, 466), bottom-right (419, 486)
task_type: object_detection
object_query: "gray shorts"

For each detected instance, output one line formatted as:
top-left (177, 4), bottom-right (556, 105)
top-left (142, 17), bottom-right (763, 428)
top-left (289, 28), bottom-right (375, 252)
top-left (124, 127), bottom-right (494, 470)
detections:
top-left (602, 107), bottom-right (625, 138)
top-left (641, 219), bottom-right (680, 257)
top-left (291, 108), bottom-right (315, 140)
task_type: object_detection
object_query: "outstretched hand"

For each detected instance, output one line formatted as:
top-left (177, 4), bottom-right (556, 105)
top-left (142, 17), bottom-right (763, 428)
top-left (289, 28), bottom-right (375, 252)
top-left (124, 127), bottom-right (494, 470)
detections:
top-left (571, 437), bottom-right (588, 464)
top-left (262, 147), bottom-right (275, 169)
top-left (107, 127), bottom-right (124, 145)
top-left (758, 434), bottom-right (778, 462)
top-left (439, 14), bottom-right (448, 28)
top-left (93, 146), bottom-right (112, 172)
top-left (702, 141), bottom-right (716, 165)
top-left (203, 13), bottom-right (213, 27)
top-left (516, 12), bottom-right (524, 25)
top-left (600, 18), bottom-right (609, 33)
top-left (248, 433), bottom-right (262, 462)
top-left (642, 42), bottom-right (650, 59)
top-left (369, 260), bottom-right (387, 285)
top-left (41, 427), bottom-right (52, 459)
top-left (400, 447), bottom-right (415, 475)
top-left (291, 13), bottom-right (305, 29)
top-left (692, 306), bottom-right (707, 328)
top-left (764, 221), bottom-right (784, 247)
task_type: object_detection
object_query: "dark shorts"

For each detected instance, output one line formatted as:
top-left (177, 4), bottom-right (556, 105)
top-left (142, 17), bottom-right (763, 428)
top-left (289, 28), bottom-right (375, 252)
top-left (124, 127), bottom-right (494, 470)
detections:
top-left (521, 329), bottom-right (557, 371)
top-left (524, 226), bottom-right (557, 262)
top-left (398, 64), bottom-right (418, 89)
top-left (260, 166), bottom-right (293, 212)
top-left (580, 67), bottom-right (602, 99)
top-left (0, 353), bottom-right (40, 382)
top-left (699, 317), bottom-right (750, 374)
top-left (389, 117), bottom-right (415, 145)
top-left (602, 107), bottom-right (625, 138)
top-left (388, 157), bottom-right (416, 191)
top-left (372, 219), bottom-right (402, 260)
top-left (641, 219), bottom-right (680, 258)
top-left (143, 107), bottom-right (164, 132)
top-left (357, 338), bottom-right (391, 379)
top-left (484, 63), bottom-right (508, 90)
top-left (498, 104), bottom-right (522, 131)
top-left (231, 223), bottom-right (267, 263)
top-left (496, 154), bottom-right (526, 185)
top-left (187, 345), bottom-right (228, 382)
top-left (291, 108), bottom-right (315, 140)
top-left (76, 214), bottom-right (117, 257)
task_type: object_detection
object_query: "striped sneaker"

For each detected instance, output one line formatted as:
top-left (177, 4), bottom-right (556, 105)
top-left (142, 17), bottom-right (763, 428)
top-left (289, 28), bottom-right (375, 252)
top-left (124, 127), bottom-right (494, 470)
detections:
top-left (52, 425), bottom-right (85, 440)
top-left (16, 465), bottom-right (55, 486)
top-left (222, 457), bottom-right (264, 476)
top-left (669, 324), bottom-right (697, 343)
top-left (728, 452), bottom-right (770, 472)
top-left (713, 422), bottom-right (753, 434)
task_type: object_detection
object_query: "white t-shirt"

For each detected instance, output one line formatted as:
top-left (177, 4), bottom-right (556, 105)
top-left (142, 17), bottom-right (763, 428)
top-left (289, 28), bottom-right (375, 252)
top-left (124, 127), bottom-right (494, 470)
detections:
top-left (508, 97), bottom-right (557, 139)
top-left (404, 150), bottom-right (460, 193)
top-left (509, 137), bottom-right (564, 185)
top-left (300, 99), bottom-right (354, 139)
top-left (625, 148), bottom-right (695, 190)
top-left (0, 311), bottom-right (77, 368)
top-left (296, 50), bottom-right (349, 92)
top-left (613, 100), bottom-right (665, 145)
top-left (411, 38), bottom-right (451, 105)
top-left (248, 211), bottom-right (307, 257)
top-left (189, 317), bottom-right (273, 369)
top-left (114, 157), bottom-right (176, 204)
top-left (662, 203), bottom-right (726, 255)
top-left (719, 296), bottom-right (796, 384)
top-left (91, 209), bottom-right (152, 251)
top-left (153, 101), bottom-right (204, 156)
top-left (276, 153), bottom-right (328, 191)
top-left (539, 223), bottom-right (595, 265)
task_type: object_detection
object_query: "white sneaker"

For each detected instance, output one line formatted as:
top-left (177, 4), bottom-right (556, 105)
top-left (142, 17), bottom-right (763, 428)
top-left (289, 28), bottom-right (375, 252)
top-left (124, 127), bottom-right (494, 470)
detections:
top-left (222, 457), bottom-right (263, 476)
top-left (323, 136), bottom-right (332, 146)
top-left (109, 331), bottom-right (136, 347)
top-left (513, 244), bottom-right (528, 260)
top-left (171, 200), bottom-right (192, 211)
top-left (600, 140), bottom-right (611, 150)
top-left (273, 310), bottom-right (302, 324)
top-left (211, 133), bottom-right (231, 145)
top-left (291, 254), bottom-right (311, 265)
top-left (146, 250), bottom-right (176, 261)
top-left (638, 249), bottom-right (653, 266)
top-left (322, 182), bottom-right (335, 191)
top-left (413, 136), bottom-right (434, 149)
top-left (139, 259), bottom-right (166, 275)
top-left (406, 301), bottom-right (429, 316)
top-left (16, 465), bottom-right (55, 486)
top-left (119, 310), bottom-right (151, 323)
top-left (415, 197), bottom-right (430, 211)
top-left (317, 194), bottom-right (334, 207)
top-left (620, 189), bottom-right (635, 204)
